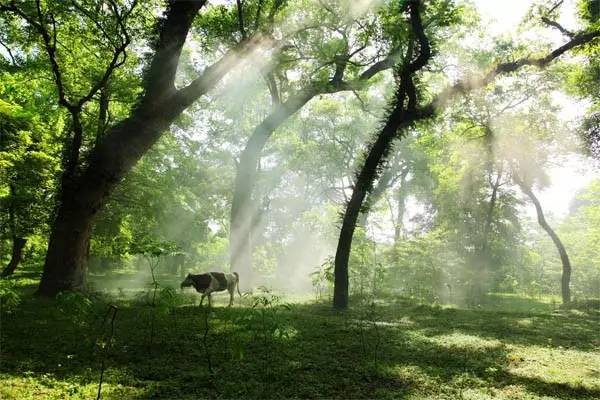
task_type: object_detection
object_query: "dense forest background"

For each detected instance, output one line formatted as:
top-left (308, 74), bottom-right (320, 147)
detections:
top-left (1, 0), bottom-right (598, 305)
top-left (1, 0), bottom-right (599, 399)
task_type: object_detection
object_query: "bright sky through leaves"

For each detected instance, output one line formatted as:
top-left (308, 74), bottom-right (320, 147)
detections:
top-left (474, 0), bottom-right (597, 219)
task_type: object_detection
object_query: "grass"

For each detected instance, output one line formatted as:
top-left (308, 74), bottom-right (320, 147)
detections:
top-left (1, 271), bottom-right (599, 399)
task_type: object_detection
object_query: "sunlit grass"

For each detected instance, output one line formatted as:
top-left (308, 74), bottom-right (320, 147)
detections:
top-left (1, 274), bottom-right (599, 399)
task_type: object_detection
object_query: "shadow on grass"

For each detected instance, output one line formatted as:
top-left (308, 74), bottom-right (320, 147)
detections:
top-left (1, 287), bottom-right (599, 399)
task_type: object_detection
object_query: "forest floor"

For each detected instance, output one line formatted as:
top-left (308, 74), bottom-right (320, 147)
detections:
top-left (1, 270), bottom-right (599, 399)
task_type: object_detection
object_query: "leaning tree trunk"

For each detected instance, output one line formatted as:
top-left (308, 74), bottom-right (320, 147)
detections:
top-left (38, 110), bottom-right (176, 295)
top-left (334, 131), bottom-right (397, 308)
top-left (1, 236), bottom-right (27, 277)
top-left (333, 111), bottom-right (422, 308)
top-left (333, 0), bottom-right (430, 309)
top-left (518, 181), bottom-right (571, 304)
top-left (230, 91), bottom-right (315, 284)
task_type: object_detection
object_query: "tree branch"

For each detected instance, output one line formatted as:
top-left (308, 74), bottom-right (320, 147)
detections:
top-left (77, 0), bottom-right (138, 108)
top-left (0, 37), bottom-right (17, 65)
top-left (143, 0), bottom-right (206, 100)
top-left (541, 16), bottom-right (574, 38)
top-left (175, 37), bottom-right (258, 109)
top-left (430, 29), bottom-right (600, 112)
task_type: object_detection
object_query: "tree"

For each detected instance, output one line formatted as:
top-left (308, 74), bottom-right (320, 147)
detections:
top-left (514, 175), bottom-right (572, 303)
top-left (558, 179), bottom-right (600, 298)
top-left (333, 0), bottom-right (433, 308)
top-left (227, 0), bottom-right (408, 284)
top-left (0, 99), bottom-right (58, 276)
top-left (332, 0), bottom-right (600, 308)
top-left (1, 0), bottom-right (261, 295)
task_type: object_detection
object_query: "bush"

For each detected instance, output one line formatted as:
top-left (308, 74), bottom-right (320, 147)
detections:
top-left (0, 279), bottom-right (21, 313)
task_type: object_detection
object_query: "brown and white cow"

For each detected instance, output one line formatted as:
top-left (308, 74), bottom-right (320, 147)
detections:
top-left (180, 272), bottom-right (241, 306)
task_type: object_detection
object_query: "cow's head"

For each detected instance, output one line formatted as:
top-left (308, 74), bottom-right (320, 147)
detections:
top-left (180, 274), bottom-right (194, 289)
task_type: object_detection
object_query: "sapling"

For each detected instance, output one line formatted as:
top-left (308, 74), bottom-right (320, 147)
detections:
top-left (130, 240), bottom-right (179, 348)
top-left (95, 305), bottom-right (117, 400)
top-left (201, 302), bottom-right (213, 374)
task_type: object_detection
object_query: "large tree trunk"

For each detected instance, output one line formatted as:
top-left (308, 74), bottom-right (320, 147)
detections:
top-left (333, 0), bottom-right (430, 309)
top-left (517, 181), bottom-right (571, 304)
top-left (333, 115), bottom-right (417, 308)
top-left (38, 110), bottom-right (176, 295)
top-left (1, 236), bottom-right (27, 277)
top-left (229, 90), bottom-right (315, 284)
top-left (37, 1), bottom-right (210, 296)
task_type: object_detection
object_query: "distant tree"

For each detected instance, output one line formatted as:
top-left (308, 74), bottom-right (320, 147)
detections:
top-left (332, 0), bottom-right (600, 308)
top-left (513, 174), bottom-right (572, 303)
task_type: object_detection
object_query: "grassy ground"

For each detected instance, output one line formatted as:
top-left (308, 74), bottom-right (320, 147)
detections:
top-left (1, 271), bottom-right (599, 399)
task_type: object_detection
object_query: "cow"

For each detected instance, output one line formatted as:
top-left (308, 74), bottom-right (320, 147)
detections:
top-left (180, 272), bottom-right (241, 307)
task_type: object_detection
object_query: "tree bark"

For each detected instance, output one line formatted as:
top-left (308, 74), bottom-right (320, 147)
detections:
top-left (517, 181), bottom-right (571, 304)
top-left (1, 236), bottom-right (27, 277)
top-left (333, 0), bottom-right (431, 309)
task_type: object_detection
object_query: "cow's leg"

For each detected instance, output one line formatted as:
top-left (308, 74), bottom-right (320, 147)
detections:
top-left (207, 292), bottom-right (212, 307)
top-left (200, 293), bottom-right (206, 306)
top-left (228, 287), bottom-right (234, 306)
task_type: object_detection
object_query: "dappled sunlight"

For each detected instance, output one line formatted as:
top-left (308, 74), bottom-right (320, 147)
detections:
top-left (431, 332), bottom-right (504, 351)
top-left (506, 345), bottom-right (600, 391)
top-left (1, 0), bottom-right (599, 398)
top-left (2, 287), bottom-right (599, 399)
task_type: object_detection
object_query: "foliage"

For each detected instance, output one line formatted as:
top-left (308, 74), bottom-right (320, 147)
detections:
top-left (0, 279), bottom-right (21, 313)
top-left (310, 256), bottom-right (334, 300)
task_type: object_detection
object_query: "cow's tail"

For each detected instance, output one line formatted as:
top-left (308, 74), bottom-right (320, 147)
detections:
top-left (233, 272), bottom-right (241, 297)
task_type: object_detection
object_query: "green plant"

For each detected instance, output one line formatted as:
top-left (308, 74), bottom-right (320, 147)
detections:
top-left (130, 240), bottom-right (180, 347)
top-left (56, 291), bottom-right (95, 326)
top-left (310, 257), bottom-right (334, 301)
top-left (0, 279), bottom-right (21, 313)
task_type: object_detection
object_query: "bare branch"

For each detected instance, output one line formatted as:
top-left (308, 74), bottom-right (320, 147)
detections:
top-left (541, 16), bottom-right (574, 38)
top-left (431, 29), bottom-right (600, 112)
top-left (0, 37), bottom-right (17, 65)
